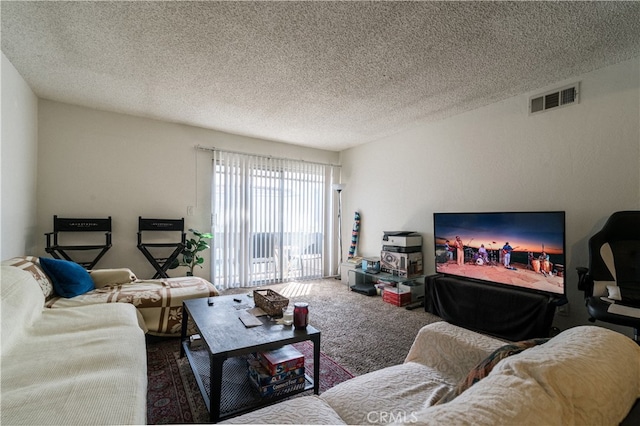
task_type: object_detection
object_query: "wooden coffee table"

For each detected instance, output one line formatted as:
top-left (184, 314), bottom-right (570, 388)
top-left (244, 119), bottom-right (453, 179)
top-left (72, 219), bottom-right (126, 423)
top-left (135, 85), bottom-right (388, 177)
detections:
top-left (180, 294), bottom-right (321, 423)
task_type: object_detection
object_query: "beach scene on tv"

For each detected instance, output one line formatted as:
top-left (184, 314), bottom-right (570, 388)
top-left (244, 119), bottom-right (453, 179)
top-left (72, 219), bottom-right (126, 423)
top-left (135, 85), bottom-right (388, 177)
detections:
top-left (434, 212), bottom-right (565, 296)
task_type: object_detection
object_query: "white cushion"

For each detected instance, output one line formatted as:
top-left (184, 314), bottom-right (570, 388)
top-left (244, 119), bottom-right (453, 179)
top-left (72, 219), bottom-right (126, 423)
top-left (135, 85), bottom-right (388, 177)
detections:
top-left (89, 268), bottom-right (137, 288)
top-left (321, 362), bottom-right (451, 425)
top-left (1, 266), bottom-right (45, 351)
top-left (607, 285), bottom-right (622, 300)
top-left (1, 302), bottom-right (147, 425)
top-left (396, 326), bottom-right (640, 426)
top-left (221, 395), bottom-right (345, 424)
top-left (492, 325), bottom-right (640, 425)
top-left (403, 372), bottom-right (564, 426)
top-left (404, 321), bottom-right (505, 382)
top-left (593, 280), bottom-right (614, 297)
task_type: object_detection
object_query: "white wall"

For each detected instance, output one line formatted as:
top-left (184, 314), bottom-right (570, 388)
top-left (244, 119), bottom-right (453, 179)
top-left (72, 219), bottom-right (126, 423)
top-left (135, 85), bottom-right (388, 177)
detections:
top-left (7, 53), bottom-right (638, 335)
top-left (36, 100), bottom-right (340, 279)
top-left (1, 53), bottom-right (39, 260)
top-left (340, 58), bottom-right (640, 335)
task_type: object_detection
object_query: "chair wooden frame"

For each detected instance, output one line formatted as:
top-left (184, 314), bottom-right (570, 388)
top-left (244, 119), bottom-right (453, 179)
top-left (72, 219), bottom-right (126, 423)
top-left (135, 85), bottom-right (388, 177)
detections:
top-left (44, 215), bottom-right (112, 269)
top-left (137, 217), bottom-right (185, 279)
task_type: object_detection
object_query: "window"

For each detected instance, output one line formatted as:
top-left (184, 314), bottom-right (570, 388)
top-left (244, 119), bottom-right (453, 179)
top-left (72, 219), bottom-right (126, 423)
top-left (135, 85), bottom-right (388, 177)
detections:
top-left (211, 150), bottom-right (339, 289)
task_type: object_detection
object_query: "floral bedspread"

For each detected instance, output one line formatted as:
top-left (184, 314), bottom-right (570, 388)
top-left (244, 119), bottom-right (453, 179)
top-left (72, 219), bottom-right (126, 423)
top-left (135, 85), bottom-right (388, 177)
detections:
top-left (46, 277), bottom-right (218, 336)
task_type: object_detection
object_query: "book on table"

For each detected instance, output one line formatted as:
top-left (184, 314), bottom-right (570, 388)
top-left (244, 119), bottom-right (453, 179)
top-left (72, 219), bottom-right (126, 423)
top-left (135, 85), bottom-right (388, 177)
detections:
top-left (256, 344), bottom-right (305, 375)
top-left (248, 344), bottom-right (306, 397)
top-left (248, 372), bottom-right (306, 397)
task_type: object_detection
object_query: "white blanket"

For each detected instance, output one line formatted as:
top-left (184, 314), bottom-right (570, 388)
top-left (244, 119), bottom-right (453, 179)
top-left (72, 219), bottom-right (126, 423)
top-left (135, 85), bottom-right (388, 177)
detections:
top-left (402, 325), bottom-right (640, 425)
top-left (47, 276), bottom-right (218, 335)
top-left (1, 266), bottom-right (148, 425)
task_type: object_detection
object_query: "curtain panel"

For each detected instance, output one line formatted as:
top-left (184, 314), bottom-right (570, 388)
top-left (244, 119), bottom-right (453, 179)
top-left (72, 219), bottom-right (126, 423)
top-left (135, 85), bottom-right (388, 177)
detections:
top-left (211, 150), bottom-right (340, 289)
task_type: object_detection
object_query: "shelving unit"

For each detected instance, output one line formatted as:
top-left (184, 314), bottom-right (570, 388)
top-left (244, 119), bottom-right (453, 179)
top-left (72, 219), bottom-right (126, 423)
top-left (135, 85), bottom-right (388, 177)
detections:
top-left (182, 343), bottom-right (314, 420)
top-left (180, 295), bottom-right (321, 422)
top-left (348, 268), bottom-right (424, 296)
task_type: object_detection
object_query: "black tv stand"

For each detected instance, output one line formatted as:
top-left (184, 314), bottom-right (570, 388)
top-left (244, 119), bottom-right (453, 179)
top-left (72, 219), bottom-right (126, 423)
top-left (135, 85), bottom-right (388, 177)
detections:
top-left (425, 274), bottom-right (556, 341)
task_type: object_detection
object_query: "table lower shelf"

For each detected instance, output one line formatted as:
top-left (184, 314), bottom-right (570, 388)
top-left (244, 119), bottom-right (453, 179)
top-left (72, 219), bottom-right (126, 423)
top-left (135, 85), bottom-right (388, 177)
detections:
top-left (350, 283), bottom-right (377, 295)
top-left (181, 342), bottom-right (314, 421)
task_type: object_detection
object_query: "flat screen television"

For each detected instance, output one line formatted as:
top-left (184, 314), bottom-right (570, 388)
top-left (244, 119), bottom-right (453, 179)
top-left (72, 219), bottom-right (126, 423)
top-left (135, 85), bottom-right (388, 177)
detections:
top-left (434, 211), bottom-right (566, 297)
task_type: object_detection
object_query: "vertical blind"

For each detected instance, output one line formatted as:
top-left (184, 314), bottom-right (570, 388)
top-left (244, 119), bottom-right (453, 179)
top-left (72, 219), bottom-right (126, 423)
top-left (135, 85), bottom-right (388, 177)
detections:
top-left (211, 150), bottom-right (339, 289)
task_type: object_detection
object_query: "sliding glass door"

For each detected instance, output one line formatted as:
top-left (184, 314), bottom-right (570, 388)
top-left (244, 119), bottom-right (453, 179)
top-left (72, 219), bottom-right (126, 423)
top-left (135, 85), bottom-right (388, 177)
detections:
top-left (212, 151), bottom-right (336, 289)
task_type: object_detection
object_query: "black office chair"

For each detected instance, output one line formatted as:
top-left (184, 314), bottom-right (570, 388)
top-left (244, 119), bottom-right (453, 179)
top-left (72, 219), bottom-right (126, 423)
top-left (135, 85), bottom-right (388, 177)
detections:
top-left (577, 211), bottom-right (640, 342)
top-left (137, 217), bottom-right (185, 279)
top-left (45, 215), bottom-right (112, 269)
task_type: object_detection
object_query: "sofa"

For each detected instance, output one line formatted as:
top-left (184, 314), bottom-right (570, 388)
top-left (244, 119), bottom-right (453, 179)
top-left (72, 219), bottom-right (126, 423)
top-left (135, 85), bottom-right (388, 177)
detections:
top-left (2, 256), bottom-right (218, 335)
top-left (223, 321), bottom-right (640, 425)
top-left (1, 264), bottom-right (147, 425)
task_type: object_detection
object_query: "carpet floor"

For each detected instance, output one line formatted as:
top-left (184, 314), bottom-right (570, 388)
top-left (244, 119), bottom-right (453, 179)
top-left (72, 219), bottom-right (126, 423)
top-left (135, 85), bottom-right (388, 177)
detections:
top-left (147, 336), bottom-right (355, 424)
top-left (221, 278), bottom-right (443, 376)
top-left (146, 277), bottom-right (443, 423)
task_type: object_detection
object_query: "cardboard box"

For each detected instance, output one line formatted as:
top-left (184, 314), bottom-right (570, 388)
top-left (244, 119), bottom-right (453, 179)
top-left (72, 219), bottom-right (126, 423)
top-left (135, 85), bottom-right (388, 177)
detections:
top-left (383, 287), bottom-right (412, 307)
top-left (380, 251), bottom-right (423, 277)
top-left (257, 345), bottom-right (305, 376)
top-left (189, 334), bottom-right (204, 348)
top-left (374, 279), bottom-right (395, 296)
top-left (398, 281), bottom-right (424, 302)
top-left (248, 355), bottom-right (305, 386)
top-left (249, 374), bottom-right (306, 397)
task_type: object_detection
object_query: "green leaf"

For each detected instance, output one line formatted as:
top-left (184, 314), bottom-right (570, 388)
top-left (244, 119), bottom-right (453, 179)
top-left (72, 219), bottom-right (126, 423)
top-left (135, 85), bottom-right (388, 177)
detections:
top-left (177, 229), bottom-right (212, 269)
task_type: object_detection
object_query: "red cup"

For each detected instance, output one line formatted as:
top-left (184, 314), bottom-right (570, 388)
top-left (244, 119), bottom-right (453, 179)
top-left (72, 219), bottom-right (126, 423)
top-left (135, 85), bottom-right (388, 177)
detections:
top-left (293, 302), bottom-right (309, 329)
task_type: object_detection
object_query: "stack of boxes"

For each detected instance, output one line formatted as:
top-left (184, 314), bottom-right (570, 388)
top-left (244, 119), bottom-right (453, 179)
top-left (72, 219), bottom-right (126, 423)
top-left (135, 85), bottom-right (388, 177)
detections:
top-left (247, 345), bottom-right (306, 397)
top-left (380, 232), bottom-right (423, 277)
top-left (380, 232), bottom-right (424, 307)
top-left (382, 286), bottom-right (413, 307)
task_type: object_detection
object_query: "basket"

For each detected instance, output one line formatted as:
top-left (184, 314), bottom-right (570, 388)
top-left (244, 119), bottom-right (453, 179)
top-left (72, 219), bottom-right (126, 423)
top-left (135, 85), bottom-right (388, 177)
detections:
top-left (253, 289), bottom-right (289, 317)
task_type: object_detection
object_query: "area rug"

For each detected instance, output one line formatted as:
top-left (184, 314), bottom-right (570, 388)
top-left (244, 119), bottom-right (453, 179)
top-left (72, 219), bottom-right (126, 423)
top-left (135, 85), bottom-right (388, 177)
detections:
top-left (146, 337), bottom-right (355, 424)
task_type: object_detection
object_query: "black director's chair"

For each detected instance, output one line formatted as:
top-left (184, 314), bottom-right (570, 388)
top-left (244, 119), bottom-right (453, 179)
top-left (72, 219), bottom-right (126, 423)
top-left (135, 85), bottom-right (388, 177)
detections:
top-left (137, 217), bottom-right (185, 279)
top-left (45, 215), bottom-right (112, 269)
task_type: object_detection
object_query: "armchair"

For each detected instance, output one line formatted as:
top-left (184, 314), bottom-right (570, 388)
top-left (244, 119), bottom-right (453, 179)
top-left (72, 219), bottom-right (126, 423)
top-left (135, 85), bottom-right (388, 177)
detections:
top-left (577, 211), bottom-right (640, 342)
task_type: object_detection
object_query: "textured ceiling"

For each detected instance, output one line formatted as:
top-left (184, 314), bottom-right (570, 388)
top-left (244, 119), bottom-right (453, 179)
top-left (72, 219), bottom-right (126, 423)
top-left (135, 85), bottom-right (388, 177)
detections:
top-left (2, 1), bottom-right (640, 151)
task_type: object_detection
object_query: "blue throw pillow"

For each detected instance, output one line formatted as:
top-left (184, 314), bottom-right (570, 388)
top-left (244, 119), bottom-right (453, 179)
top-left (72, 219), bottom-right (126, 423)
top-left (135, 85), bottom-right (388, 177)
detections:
top-left (39, 257), bottom-right (95, 298)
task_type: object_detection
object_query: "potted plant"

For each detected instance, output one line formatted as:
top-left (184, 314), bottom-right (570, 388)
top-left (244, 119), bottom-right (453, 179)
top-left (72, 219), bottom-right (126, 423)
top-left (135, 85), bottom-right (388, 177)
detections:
top-left (171, 229), bottom-right (213, 276)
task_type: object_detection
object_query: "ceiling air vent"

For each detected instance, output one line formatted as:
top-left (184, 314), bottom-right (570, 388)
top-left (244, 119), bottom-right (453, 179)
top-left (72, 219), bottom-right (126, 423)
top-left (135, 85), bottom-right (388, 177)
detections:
top-left (529, 82), bottom-right (579, 115)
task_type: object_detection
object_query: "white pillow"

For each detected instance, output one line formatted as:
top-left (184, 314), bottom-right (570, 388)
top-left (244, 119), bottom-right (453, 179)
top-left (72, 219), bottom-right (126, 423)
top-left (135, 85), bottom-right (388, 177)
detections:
top-left (593, 280), bottom-right (614, 297)
top-left (607, 285), bottom-right (622, 301)
top-left (492, 326), bottom-right (640, 425)
top-left (89, 268), bottom-right (137, 288)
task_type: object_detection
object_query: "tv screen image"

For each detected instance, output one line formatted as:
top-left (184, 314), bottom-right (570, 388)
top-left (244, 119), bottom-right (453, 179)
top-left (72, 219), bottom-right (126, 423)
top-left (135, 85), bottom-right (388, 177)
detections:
top-left (434, 211), bottom-right (566, 296)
